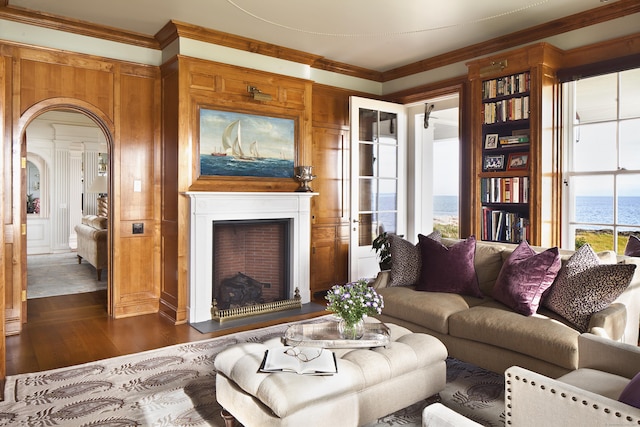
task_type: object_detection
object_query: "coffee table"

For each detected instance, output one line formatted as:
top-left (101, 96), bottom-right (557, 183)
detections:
top-left (283, 320), bottom-right (390, 348)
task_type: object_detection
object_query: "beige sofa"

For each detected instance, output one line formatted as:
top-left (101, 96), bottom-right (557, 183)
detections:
top-left (505, 333), bottom-right (640, 426)
top-left (373, 238), bottom-right (640, 378)
top-left (75, 215), bottom-right (108, 280)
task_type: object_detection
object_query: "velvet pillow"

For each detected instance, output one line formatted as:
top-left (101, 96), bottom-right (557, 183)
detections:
top-left (388, 231), bottom-right (441, 287)
top-left (543, 244), bottom-right (636, 332)
top-left (416, 235), bottom-right (482, 298)
top-left (492, 241), bottom-right (561, 316)
top-left (619, 372), bottom-right (640, 409)
top-left (625, 235), bottom-right (640, 257)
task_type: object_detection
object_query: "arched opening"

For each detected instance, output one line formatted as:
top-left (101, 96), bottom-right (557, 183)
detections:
top-left (19, 101), bottom-right (114, 317)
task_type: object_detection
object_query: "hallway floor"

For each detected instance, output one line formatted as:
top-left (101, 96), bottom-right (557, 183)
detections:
top-left (27, 252), bottom-right (106, 299)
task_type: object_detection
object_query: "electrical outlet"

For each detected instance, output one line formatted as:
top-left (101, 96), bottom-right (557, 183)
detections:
top-left (132, 223), bottom-right (144, 234)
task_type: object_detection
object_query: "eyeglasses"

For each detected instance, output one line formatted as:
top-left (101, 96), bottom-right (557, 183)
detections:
top-left (284, 345), bottom-right (323, 362)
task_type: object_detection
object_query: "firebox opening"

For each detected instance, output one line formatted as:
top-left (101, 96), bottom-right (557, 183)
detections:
top-left (212, 219), bottom-right (291, 313)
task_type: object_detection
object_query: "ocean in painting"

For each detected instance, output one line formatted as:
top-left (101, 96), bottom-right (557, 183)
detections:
top-left (200, 154), bottom-right (294, 178)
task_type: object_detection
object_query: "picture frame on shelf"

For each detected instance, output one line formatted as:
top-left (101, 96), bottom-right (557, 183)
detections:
top-left (484, 133), bottom-right (499, 149)
top-left (507, 153), bottom-right (529, 170)
top-left (483, 154), bottom-right (505, 171)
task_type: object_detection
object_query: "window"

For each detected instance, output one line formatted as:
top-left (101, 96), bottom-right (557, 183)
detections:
top-left (562, 68), bottom-right (640, 253)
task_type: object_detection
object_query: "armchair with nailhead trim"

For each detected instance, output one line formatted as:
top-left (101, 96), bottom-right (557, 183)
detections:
top-left (505, 333), bottom-right (640, 426)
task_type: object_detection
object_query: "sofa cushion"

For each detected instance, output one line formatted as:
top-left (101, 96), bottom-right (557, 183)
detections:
top-left (388, 231), bottom-right (440, 287)
top-left (416, 235), bottom-right (482, 298)
top-left (625, 235), bottom-right (640, 257)
top-left (543, 244), bottom-right (636, 332)
top-left (619, 372), bottom-right (640, 408)
top-left (376, 286), bottom-right (482, 334)
top-left (492, 241), bottom-right (561, 316)
top-left (559, 368), bottom-right (630, 401)
top-left (448, 300), bottom-right (580, 369)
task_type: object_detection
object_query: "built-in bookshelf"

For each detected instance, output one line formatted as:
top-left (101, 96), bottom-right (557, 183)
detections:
top-left (478, 70), bottom-right (531, 243)
top-left (467, 43), bottom-right (563, 247)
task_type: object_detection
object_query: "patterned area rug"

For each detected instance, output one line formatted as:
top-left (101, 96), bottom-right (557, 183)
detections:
top-left (0, 319), bottom-right (504, 426)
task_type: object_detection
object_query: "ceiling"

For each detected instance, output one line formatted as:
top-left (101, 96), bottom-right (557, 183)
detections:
top-left (6, 0), bottom-right (632, 72)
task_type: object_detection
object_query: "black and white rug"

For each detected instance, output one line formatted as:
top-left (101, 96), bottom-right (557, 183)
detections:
top-left (0, 319), bottom-right (504, 426)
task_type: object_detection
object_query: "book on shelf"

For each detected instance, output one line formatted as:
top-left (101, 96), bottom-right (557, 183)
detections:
top-left (481, 207), bottom-right (530, 243)
top-left (482, 96), bottom-right (530, 124)
top-left (482, 72), bottom-right (530, 99)
top-left (481, 177), bottom-right (529, 204)
top-left (260, 347), bottom-right (338, 376)
top-left (499, 135), bottom-right (529, 145)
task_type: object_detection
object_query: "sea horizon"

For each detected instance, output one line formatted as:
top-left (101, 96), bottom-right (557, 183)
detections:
top-left (434, 195), bottom-right (640, 227)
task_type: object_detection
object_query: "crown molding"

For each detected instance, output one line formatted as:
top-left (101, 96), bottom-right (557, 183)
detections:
top-left (0, 5), bottom-right (159, 49)
top-left (2, 0), bottom-right (639, 84)
top-left (381, 0), bottom-right (640, 82)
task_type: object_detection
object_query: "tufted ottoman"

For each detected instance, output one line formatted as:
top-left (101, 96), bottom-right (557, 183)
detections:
top-left (214, 323), bottom-right (447, 427)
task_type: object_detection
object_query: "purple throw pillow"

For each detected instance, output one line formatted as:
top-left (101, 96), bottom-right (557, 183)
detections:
top-left (416, 235), bottom-right (482, 298)
top-left (625, 235), bottom-right (640, 257)
top-left (619, 372), bottom-right (640, 409)
top-left (492, 241), bottom-right (561, 316)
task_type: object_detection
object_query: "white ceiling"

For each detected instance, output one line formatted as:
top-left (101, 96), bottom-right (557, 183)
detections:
top-left (7, 0), bottom-right (634, 72)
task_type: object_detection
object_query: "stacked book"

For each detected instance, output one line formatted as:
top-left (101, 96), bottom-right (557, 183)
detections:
top-left (499, 135), bottom-right (529, 146)
top-left (482, 72), bottom-right (531, 99)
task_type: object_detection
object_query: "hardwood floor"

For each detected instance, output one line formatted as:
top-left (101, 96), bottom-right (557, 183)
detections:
top-left (6, 290), bottom-right (326, 376)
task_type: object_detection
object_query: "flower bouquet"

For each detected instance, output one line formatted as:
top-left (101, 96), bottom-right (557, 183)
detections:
top-left (325, 279), bottom-right (384, 339)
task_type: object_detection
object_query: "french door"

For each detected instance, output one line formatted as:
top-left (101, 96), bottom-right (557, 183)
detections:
top-left (349, 97), bottom-right (406, 281)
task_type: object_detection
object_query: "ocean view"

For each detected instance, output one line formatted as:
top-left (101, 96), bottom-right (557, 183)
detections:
top-left (434, 195), bottom-right (640, 226)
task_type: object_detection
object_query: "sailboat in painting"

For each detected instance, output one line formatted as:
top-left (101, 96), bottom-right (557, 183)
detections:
top-left (222, 120), bottom-right (260, 161)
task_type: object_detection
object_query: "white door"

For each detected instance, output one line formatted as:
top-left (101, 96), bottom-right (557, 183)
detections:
top-left (349, 97), bottom-right (406, 281)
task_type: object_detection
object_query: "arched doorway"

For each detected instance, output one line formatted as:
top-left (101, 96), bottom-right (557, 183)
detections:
top-left (18, 101), bottom-right (114, 321)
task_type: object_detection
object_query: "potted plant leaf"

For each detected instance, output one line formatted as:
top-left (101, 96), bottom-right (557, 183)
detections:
top-left (372, 232), bottom-right (392, 271)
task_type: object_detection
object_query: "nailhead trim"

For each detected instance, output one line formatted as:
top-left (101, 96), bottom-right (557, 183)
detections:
top-left (504, 370), bottom-right (640, 424)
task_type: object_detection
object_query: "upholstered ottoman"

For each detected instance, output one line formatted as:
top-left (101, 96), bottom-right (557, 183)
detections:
top-left (214, 323), bottom-right (447, 427)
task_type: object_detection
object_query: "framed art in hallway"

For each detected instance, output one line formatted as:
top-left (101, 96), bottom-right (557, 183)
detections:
top-left (198, 108), bottom-right (296, 179)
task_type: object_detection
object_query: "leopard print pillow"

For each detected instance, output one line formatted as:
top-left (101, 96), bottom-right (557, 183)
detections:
top-left (388, 231), bottom-right (441, 287)
top-left (543, 244), bottom-right (636, 332)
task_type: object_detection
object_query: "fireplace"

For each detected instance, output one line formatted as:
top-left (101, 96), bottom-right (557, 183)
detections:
top-left (186, 192), bottom-right (315, 323)
top-left (212, 219), bottom-right (290, 312)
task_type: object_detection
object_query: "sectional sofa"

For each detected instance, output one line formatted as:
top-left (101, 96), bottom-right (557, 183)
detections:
top-left (373, 235), bottom-right (640, 378)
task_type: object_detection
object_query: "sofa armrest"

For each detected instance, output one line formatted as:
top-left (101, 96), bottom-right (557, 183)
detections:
top-left (505, 366), bottom-right (640, 426)
top-left (587, 303), bottom-right (627, 341)
top-left (577, 333), bottom-right (640, 379)
top-left (370, 270), bottom-right (390, 290)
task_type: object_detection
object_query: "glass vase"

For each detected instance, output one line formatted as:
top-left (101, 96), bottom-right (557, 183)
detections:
top-left (338, 318), bottom-right (365, 340)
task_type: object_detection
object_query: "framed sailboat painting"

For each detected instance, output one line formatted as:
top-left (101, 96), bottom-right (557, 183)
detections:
top-left (199, 108), bottom-right (296, 178)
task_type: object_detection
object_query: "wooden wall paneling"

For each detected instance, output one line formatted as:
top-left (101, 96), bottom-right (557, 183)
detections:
top-left (2, 42), bottom-right (164, 340)
top-left (184, 57), bottom-right (312, 192)
top-left (112, 70), bottom-right (160, 318)
top-left (18, 57), bottom-right (114, 118)
top-left (0, 54), bottom-right (9, 378)
top-left (158, 59), bottom-right (181, 323)
top-left (310, 85), bottom-right (352, 294)
top-left (6, 52), bottom-right (22, 337)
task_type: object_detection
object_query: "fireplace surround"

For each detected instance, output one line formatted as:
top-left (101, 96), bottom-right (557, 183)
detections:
top-left (186, 192), bottom-right (315, 323)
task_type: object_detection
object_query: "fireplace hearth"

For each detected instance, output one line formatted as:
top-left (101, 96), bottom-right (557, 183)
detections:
top-left (186, 192), bottom-right (315, 324)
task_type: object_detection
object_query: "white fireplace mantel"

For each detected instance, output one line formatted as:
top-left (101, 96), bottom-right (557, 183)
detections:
top-left (185, 192), bottom-right (317, 323)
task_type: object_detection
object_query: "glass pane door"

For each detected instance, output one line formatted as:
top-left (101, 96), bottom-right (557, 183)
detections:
top-left (350, 97), bottom-right (406, 281)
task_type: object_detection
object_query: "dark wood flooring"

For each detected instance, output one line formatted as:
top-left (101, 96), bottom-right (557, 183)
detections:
top-left (5, 290), bottom-right (326, 376)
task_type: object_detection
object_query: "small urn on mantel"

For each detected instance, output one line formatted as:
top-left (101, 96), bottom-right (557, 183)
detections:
top-left (294, 166), bottom-right (316, 192)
